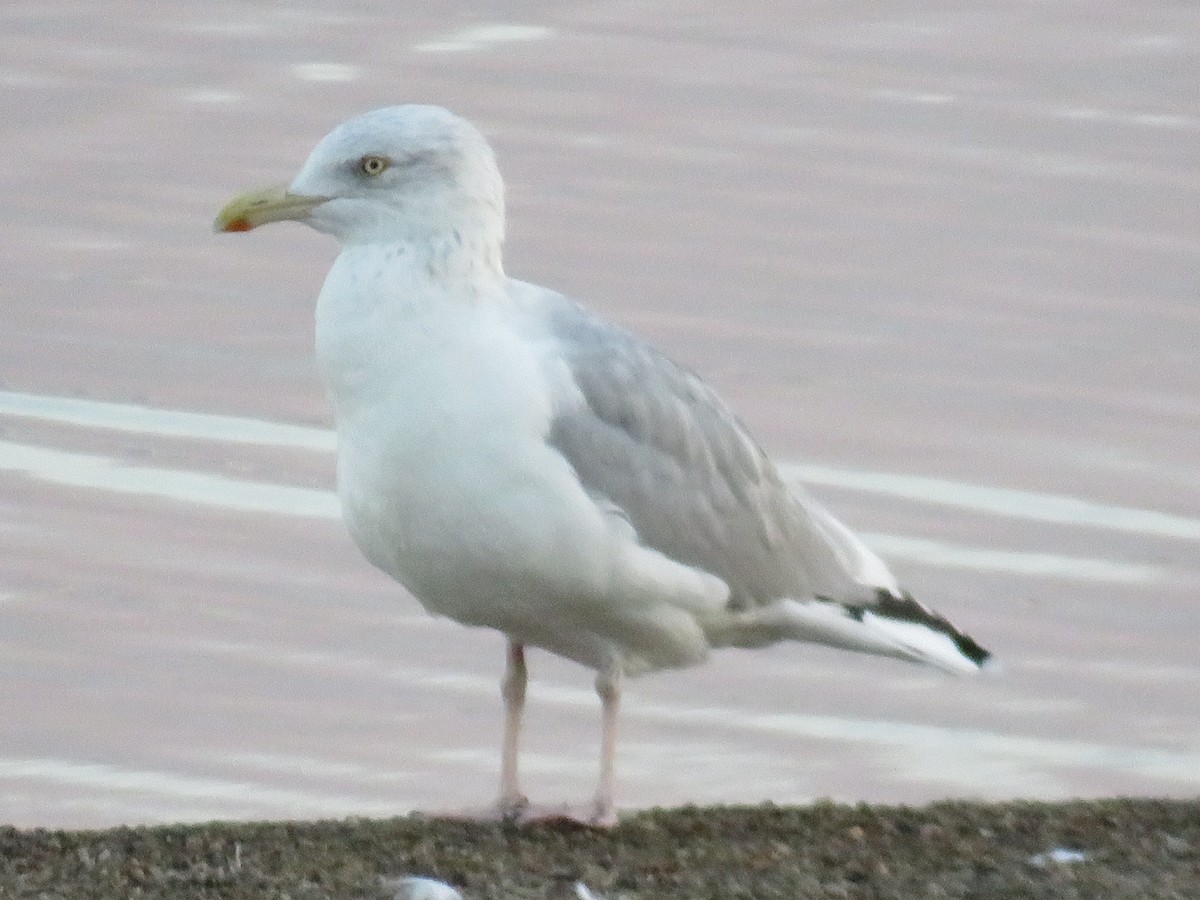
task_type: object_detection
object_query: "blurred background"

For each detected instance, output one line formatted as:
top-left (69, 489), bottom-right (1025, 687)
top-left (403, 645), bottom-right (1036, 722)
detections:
top-left (1, 1), bottom-right (1198, 827)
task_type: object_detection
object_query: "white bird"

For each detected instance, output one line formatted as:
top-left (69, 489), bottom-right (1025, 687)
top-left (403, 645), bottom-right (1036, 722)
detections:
top-left (381, 876), bottom-right (464, 900)
top-left (215, 104), bottom-right (991, 825)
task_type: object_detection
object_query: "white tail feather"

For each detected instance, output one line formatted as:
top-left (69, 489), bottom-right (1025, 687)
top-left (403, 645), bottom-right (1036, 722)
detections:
top-left (769, 598), bottom-right (986, 675)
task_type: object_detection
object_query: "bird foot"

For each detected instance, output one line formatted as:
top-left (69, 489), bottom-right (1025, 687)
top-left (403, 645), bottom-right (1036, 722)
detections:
top-left (588, 802), bottom-right (619, 829)
top-left (495, 793), bottom-right (532, 822)
top-left (438, 797), bottom-right (617, 828)
top-left (506, 799), bottom-right (618, 829)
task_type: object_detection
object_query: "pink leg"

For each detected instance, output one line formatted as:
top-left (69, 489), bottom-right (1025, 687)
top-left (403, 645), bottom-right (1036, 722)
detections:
top-left (591, 661), bottom-right (622, 826)
top-left (496, 640), bottom-right (527, 817)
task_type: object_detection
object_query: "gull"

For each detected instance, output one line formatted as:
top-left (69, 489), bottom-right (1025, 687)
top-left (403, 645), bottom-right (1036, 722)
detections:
top-left (215, 104), bottom-right (991, 825)
top-left (382, 876), bottom-right (464, 900)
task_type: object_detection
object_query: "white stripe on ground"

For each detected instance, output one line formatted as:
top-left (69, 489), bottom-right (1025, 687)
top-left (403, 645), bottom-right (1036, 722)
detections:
top-left (0, 440), bottom-right (339, 518)
top-left (0, 439), bottom-right (1162, 582)
top-left (859, 533), bottom-right (1162, 583)
top-left (411, 24), bottom-right (554, 54)
top-left (204, 752), bottom-right (418, 784)
top-left (0, 757), bottom-right (409, 818)
top-left (3, 390), bottom-right (1197, 540)
top-left (0, 390), bottom-right (335, 451)
top-left (785, 463), bottom-right (1200, 541)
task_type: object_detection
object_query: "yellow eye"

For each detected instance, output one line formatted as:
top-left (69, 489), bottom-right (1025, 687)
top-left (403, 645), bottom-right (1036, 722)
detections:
top-left (359, 155), bottom-right (389, 176)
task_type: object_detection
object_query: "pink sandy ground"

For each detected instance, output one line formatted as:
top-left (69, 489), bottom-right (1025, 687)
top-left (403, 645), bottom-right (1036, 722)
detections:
top-left (1, 2), bottom-right (1197, 827)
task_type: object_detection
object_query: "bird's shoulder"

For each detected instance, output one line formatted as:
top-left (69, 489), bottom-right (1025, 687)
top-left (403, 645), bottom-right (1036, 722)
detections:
top-left (509, 281), bottom-right (768, 488)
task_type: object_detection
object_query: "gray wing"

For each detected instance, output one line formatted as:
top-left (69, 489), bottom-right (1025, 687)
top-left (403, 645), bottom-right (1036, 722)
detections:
top-left (538, 292), bottom-right (870, 609)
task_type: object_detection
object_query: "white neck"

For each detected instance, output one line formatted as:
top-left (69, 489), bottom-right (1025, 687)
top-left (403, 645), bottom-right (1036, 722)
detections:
top-left (313, 228), bottom-right (506, 424)
top-left (417, 220), bottom-right (505, 286)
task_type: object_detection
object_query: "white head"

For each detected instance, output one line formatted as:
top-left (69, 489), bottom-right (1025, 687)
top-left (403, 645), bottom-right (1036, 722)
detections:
top-left (216, 105), bottom-right (506, 266)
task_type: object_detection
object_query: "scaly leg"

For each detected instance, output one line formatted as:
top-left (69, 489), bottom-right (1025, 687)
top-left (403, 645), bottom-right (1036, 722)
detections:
top-left (591, 661), bottom-right (622, 826)
top-left (496, 639), bottom-right (527, 818)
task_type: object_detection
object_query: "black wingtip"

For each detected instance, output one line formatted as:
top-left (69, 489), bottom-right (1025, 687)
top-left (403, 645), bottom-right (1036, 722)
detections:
top-left (873, 588), bottom-right (992, 669)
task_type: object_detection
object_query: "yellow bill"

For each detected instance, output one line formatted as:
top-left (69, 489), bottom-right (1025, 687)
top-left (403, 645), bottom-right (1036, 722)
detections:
top-left (213, 185), bottom-right (328, 233)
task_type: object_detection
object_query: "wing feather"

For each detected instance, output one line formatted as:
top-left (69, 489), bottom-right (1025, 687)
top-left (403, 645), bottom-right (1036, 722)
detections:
top-left (537, 292), bottom-right (868, 608)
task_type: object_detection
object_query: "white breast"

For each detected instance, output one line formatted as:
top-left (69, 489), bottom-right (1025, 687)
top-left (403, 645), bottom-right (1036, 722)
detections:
top-left (315, 248), bottom-right (606, 621)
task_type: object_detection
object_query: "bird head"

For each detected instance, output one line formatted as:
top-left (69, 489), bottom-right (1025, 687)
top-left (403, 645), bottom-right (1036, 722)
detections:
top-left (214, 105), bottom-right (505, 249)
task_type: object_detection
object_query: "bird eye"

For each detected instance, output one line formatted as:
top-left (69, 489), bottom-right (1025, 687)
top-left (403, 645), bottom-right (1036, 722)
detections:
top-left (359, 155), bottom-right (390, 176)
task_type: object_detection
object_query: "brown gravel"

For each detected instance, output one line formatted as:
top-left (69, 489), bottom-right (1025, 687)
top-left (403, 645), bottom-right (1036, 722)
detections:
top-left (3, 799), bottom-right (1198, 899)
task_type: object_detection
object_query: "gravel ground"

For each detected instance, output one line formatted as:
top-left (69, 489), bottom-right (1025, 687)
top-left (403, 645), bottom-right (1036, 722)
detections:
top-left (3, 799), bottom-right (1197, 899)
